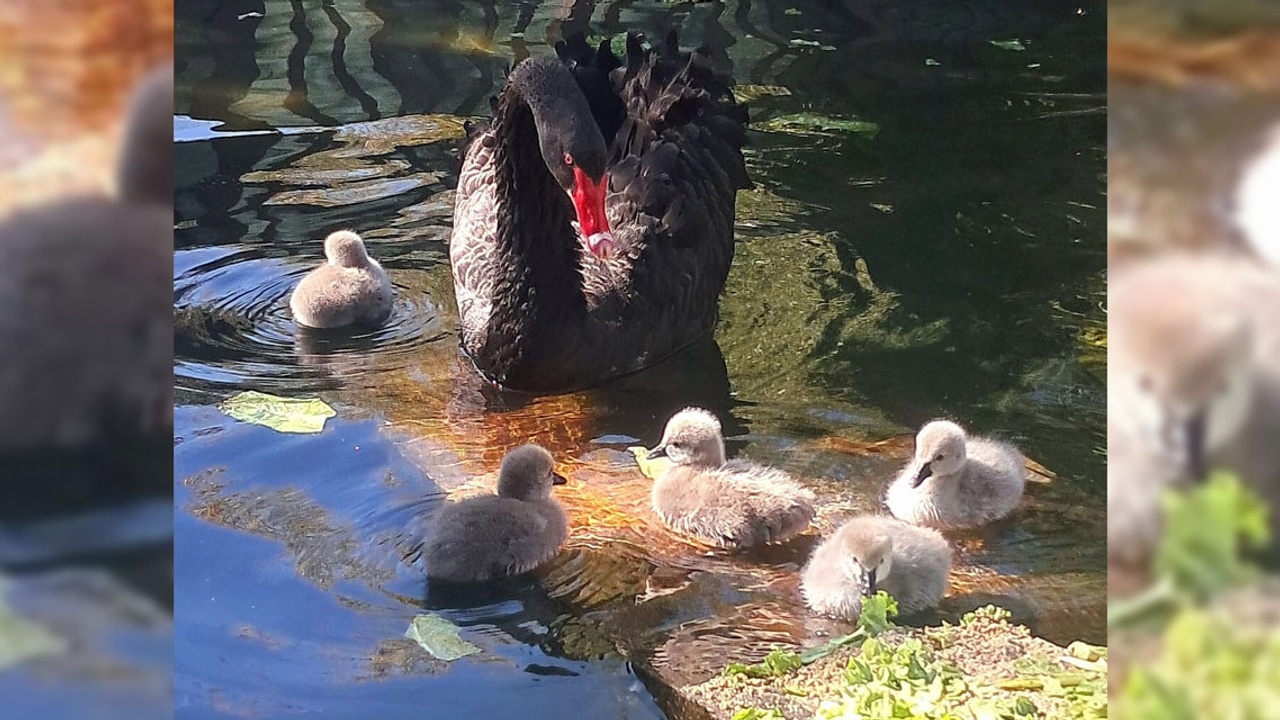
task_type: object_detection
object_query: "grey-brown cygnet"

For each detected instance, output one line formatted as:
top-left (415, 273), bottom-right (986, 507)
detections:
top-left (801, 515), bottom-right (951, 618)
top-left (0, 200), bottom-right (171, 449)
top-left (0, 66), bottom-right (175, 449)
top-left (117, 64), bottom-right (173, 207)
top-left (424, 445), bottom-right (569, 583)
top-left (1110, 253), bottom-right (1280, 546)
top-left (289, 230), bottom-right (393, 329)
top-left (885, 420), bottom-right (1026, 530)
top-left (646, 408), bottom-right (815, 550)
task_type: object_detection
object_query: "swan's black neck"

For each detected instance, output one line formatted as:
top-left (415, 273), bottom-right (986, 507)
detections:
top-left (485, 60), bottom-right (600, 367)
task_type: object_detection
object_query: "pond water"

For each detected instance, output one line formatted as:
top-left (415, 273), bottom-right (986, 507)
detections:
top-left (174, 1), bottom-right (1105, 717)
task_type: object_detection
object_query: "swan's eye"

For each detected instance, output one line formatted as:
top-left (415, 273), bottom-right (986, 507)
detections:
top-left (563, 152), bottom-right (574, 166)
top-left (934, 454), bottom-right (943, 462)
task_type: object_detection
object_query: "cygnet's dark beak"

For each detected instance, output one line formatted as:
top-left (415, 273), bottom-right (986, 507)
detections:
top-left (1185, 413), bottom-right (1208, 481)
top-left (646, 445), bottom-right (668, 461)
top-left (552, 472), bottom-right (568, 486)
top-left (912, 462), bottom-right (933, 488)
top-left (860, 568), bottom-right (878, 597)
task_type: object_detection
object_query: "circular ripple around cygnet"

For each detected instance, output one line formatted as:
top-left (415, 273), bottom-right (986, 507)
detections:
top-left (175, 244), bottom-right (450, 395)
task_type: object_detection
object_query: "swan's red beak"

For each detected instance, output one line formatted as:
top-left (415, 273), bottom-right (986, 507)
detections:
top-left (570, 166), bottom-right (615, 259)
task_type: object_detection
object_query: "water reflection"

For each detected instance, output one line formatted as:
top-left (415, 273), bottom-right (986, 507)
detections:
top-left (176, 1), bottom-right (1105, 717)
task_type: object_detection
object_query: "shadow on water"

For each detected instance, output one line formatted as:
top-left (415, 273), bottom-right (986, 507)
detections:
top-left (175, 1), bottom-right (1105, 717)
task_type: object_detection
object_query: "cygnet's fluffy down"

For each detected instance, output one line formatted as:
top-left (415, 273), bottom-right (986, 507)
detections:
top-left (647, 408), bottom-right (815, 550)
top-left (117, 64), bottom-right (173, 207)
top-left (0, 65), bottom-right (177, 449)
top-left (1110, 252), bottom-right (1280, 556)
top-left (802, 515), bottom-right (950, 618)
top-left (885, 420), bottom-right (1026, 530)
top-left (424, 445), bottom-right (569, 583)
top-left (290, 230), bottom-right (393, 329)
top-left (0, 203), bottom-right (171, 449)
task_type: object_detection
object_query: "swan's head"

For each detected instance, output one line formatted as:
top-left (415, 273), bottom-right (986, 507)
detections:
top-left (647, 407), bottom-right (727, 468)
top-left (1112, 309), bottom-right (1255, 482)
top-left (911, 421), bottom-right (968, 486)
top-left (323, 231), bottom-right (372, 268)
top-left (497, 444), bottom-right (568, 500)
top-left (839, 523), bottom-right (893, 597)
top-left (508, 56), bottom-right (615, 260)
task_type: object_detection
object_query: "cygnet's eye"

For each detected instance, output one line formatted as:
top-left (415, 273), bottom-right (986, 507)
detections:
top-left (563, 152), bottom-right (574, 166)
top-left (934, 454), bottom-right (944, 462)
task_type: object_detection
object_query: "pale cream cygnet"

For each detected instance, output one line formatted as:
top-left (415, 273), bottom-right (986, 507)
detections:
top-left (885, 420), bottom-right (1026, 530)
top-left (802, 515), bottom-right (951, 618)
top-left (646, 408), bottom-right (815, 550)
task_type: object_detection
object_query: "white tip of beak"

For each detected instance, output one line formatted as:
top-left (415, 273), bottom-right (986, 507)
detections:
top-left (586, 232), bottom-right (615, 258)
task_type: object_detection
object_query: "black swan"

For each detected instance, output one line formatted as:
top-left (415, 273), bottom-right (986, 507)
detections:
top-left (450, 31), bottom-right (749, 392)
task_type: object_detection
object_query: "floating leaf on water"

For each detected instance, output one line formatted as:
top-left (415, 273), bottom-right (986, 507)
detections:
top-left (870, 203), bottom-right (894, 214)
top-left (926, 58), bottom-right (941, 66)
top-left (0, 576), bottom-right (66, 671)
top-left (218, 391), bottom-right (336, 434)
top-left (404, 613), bottom-right (480, 662)
top-left (732, 84), bottom-right (792, 104)
top-left (754, 113), bottom-right (880, 139)
top-left (990, 39), bottom-right (1027, 52)
top-left (628, 446), bottom-right (672, 480)
top-left (784, 7), bottom-right (801, 16)
top-left (789, 39), bottom-right (821, 48)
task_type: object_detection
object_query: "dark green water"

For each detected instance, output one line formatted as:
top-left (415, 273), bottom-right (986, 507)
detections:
top-left (174, 1), bottom-right (1105, 717)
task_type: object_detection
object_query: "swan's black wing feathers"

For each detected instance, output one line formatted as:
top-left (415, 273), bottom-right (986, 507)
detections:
top-left (572, 31), bottom-right (748, 350)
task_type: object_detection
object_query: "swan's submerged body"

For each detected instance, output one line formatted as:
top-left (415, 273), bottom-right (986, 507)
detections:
top-left (450, 33), bottom-right (748, 392)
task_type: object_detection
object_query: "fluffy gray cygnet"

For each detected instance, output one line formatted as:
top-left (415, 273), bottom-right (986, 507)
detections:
top-left (289, 230), bottom-right (393, 329)
top-left (424, 445), bottom-right (569, 583)
top-left (0, 65), bottom-right (175, 449)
